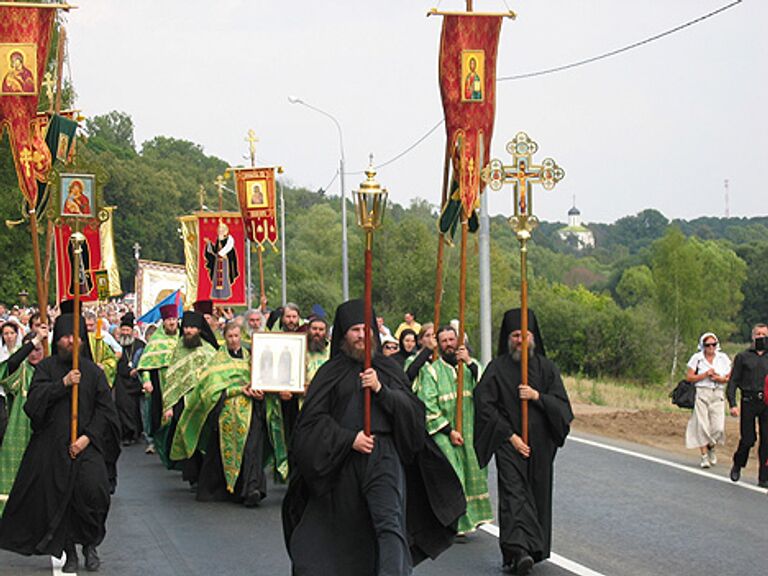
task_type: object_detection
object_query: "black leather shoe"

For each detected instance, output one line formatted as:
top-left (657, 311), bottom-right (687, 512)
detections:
top-left (62, 546), bottom-right (78, 573)
top-left (83, 544), bottom-right (101, 571)
top-left (730, 465), bottom-right (741, 482)
top-left (758, 480), bottom-right (768, 489)
top-left (516, 554), bottom-right (534, 576)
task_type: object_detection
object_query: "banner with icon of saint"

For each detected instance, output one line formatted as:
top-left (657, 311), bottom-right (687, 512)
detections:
top-left (234, 167), bottom-right (278, 248)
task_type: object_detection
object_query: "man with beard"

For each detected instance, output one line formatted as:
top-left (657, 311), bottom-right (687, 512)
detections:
top-left (305, 316), bottom-right (329, 387)
top-left (0, 307), bottom-right (120, 573)
top-left (137, 304), bottom-right (179, 459)
top-left (273, 303), bottom-right (304, 441)
top-left (283, 299), bottom-right (466, 576)
top-left (113, 313), bottom-right (145, 446)
top-left (474, 309), bottom-right (573, 575)
top-left (164, 310), bottom-right (218, 488)
top-left (415, 325), bottom-right (493, 535)
top-left (84, 311), bottom-right (119, 387)
top-left (171, 322), bottom-right (270, 506)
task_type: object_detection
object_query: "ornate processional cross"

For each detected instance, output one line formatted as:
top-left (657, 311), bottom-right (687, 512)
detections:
top-left (246, 129), bottom-right (259, 168)
top-left (214, 175), bottom-right (226, 212)
top-left (485, 132), bottom-right (565, 247)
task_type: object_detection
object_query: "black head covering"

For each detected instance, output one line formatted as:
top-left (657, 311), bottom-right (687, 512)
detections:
top-left (181, 310), bottom-right (220, 349)
top-left (120, 312), bottom-right (135, 328)
top-left (330, 299), bottom-right (380, 358)
top-left (497, 308), bottom-right (546, 358)
top-left (53, 312), bottom-right (93, 360)
top-left (59, 299), bottom-right (75, 314)
top-left (193, 300), bottom-right (214, 316)
top-left (266, 307), bottom-right (283, 331)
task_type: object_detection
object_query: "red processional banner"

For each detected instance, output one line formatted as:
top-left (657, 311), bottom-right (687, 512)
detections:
top-left (196, 214), bottom-right (247, 306)
top-left (438, 14), bottom-right (502, 218)
top-left (0, 5), bottom-right (57, 206)
top-left (54, 223), bottom-right (102, 304)
top-left (234, 167), bottom-right (278, 248)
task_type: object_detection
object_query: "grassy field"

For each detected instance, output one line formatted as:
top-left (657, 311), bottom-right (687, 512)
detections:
top-left (564, 375), bottom-right (675, 412)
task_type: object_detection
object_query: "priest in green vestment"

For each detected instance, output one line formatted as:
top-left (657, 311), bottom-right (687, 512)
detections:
top-left (84, 313), bottom-right (118, 387)
top-left (163, 310), bottom-right (218, 485)
top-left (414, 325), bottom-right (493, 534)
top-left (171, 322), bottom-right (278, 505)
top-left (305, 317), bottom-right (330, 388)
top-left (0, 331), bottom-right (46, 513)
top-left (136, 304), bottom-right (179, 462)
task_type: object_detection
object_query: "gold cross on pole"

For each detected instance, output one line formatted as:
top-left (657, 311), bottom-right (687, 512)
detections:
top-left (245, 129), bottom-right (259, 167)
top-left (198, 184), bottom-right (206, 211)
top-left (42, 72), bottom-right (56, 113)
top-left (485, 131), bottom-right (565, 242)
top-left (214, 175), bottom-right (225, 212)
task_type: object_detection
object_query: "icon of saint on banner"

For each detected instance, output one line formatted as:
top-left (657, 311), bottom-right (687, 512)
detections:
top-left (0, 45), bottom-right (36, 95)
top-left (461, 50), bottom-right (484, 102)
top-left (203, 221), bottom-right (240, 300)
top-left (247, 180), bottom-right (267, 208)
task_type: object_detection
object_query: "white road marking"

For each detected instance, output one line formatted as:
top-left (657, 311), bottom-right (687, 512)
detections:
top-left (569, 435), bottom-right (768, 494)
top-left (479, 524), bottom-right (607, 576)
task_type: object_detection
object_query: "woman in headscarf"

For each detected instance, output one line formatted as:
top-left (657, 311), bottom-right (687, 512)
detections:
top-left (685, 332), bottom-right (731, 468)
top-left (393, 328), bottom-right (417, 368)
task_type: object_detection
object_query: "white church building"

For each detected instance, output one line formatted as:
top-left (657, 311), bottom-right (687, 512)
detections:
top-left (557, 201), bottom-right (595, 250)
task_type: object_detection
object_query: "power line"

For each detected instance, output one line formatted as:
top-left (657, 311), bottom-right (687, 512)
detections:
top-left (347, 0), bottom-right (742, 175)
top-left (497, 0), bottom-right (743, 82)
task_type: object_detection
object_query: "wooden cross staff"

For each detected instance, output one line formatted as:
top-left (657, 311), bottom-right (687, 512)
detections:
top-left (486, 132), bottom-right (564, 444)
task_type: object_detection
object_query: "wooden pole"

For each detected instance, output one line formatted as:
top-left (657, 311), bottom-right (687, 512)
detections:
top-left (54, 28), bottom-right (66, 114)
top-left (455, 216), bottom-right (469, 435)
top-left (257, 245), bottom-right (266, 302)
top-left (70, 229), bottom-right (84, 447)
top-left (432, 141), bottom-right (452, 361)
top-left (520, 243), bottom-right (529, 445)
top-left (28, 209), bottom-right (49, 356)
top-left (363, 230), bottom-right (373, 437)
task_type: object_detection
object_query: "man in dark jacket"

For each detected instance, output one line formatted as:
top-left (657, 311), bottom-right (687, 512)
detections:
top-left (0, 308), bottom-right (121, 573)
top-left (113, 312), bottom-right (145, 446)
top-left (474, 309), bottom-right (573, 575)
top-left (726, 323), bottom-right (768, 487)
top-left (282, 299), bottom-right (465, 576)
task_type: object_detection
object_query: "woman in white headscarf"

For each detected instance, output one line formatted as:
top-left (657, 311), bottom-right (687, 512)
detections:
top-left (685, 332), bottom-right (731, 468)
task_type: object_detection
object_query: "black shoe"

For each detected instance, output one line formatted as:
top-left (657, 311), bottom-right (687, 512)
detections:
top-left (758, 480), bottom-right (768, 489)
top-left (516, 554), bottom-right (534, 576)
top-left (730, 464), bottom-right (741, 482)
top-left (501, 562), bottom-right (515, 574)
top-left (243, 491), bottom-right (263, 508)
top-left (83, 544), bottom-right (101, 571)
top-left (62, 546), bottom-right (78, 573)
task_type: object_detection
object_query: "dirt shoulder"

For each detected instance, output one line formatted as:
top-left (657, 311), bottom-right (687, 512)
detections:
top-left (571, 403), bottom-right (761, 478)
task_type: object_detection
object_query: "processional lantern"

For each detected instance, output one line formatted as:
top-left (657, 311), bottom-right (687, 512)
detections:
top-left (354, 157), bottom-right (388, 437)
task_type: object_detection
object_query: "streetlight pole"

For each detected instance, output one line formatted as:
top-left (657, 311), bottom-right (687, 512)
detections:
top-left (288, 96), bottom-right (349, 300)
top-left (278, 169), bottom-right (287, 306)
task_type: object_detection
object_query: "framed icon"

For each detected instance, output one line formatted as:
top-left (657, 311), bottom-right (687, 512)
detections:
top-left (250, 332), bottom-right (307, 393)
top-left (59, 174), bottom-right (95, 218)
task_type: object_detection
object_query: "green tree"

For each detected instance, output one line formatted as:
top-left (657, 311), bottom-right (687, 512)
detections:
top-left (615, 265), bottom-right (655, 308)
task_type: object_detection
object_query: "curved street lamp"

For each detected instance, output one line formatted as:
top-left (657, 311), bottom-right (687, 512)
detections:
top-left (288, 96), bottom-right (349, 301)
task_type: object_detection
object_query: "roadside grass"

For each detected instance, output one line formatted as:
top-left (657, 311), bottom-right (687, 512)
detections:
top-left (564, 375), bottom-right (673, 411)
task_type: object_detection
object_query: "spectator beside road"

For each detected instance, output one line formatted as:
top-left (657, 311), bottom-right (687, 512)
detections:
top-left (727, 323), bottom-right (768, 487)
top-left (685, 332), bottom-right (731, 468)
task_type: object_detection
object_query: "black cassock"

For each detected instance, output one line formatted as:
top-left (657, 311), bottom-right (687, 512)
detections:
top-left (114, 340), bottom-right (145, 443)
top-left (282, 353), bottom-right (466, 576)
top-left (0, 353), bottom-right (121, 557)
top-left (196, 348), bottom-right (268, 505)
top-left (474, 353), bottom-right (573, 566)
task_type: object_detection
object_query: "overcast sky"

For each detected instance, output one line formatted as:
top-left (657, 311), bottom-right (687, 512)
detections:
top-left (65, 0), bottom-right (766, 224)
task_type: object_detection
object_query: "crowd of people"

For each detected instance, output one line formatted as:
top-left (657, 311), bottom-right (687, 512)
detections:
top-left (1, 293), bottom-right (765, 575)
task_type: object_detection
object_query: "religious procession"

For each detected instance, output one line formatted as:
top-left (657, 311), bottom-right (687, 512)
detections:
top-left (1, 1), bottom-right (765, 576)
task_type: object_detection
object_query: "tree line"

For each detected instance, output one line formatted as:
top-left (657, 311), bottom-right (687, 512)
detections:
top-left (2, 111), bottom-right (766, 386)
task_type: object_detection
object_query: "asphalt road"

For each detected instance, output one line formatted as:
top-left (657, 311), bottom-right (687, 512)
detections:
top-left (1, 433), bottom-right (766, 576)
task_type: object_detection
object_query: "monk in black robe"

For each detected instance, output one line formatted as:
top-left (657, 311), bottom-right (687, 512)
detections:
top-left (474, 309), bottom-right (573, 575)
top-left (0, 310), bottom-right (121, 573)
top-left (113, 312), bottom-right (145, 446)
top-left (282, 299), bottom-right (466, 576)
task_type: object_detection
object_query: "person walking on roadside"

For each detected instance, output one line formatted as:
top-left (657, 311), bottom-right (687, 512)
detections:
top-left (727, 323), bottom-right (768, 487)
top-left (685, 332), bottom-right (731, 469)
